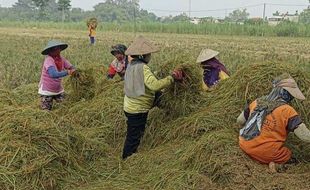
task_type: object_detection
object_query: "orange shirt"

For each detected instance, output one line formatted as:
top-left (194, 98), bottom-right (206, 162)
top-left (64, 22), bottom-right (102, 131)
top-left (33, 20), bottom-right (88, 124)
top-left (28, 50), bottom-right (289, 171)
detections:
top-left (239, 100), bottom-right (301, 164)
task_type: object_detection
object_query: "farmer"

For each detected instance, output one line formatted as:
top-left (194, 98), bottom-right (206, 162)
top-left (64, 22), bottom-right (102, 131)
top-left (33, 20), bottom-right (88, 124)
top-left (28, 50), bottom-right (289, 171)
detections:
top-left (107, 44), bottom-right (128, 80)
top-left (122, 36), bottom-right (184, 159)
top-left (38, 40), bottom-right (76, 111)
top-left (237, 74), bottom-right (310, 173)
top-left (88, 24), bottom-right (96, 45)
top-left (196, 49), bottom-right (229, 90)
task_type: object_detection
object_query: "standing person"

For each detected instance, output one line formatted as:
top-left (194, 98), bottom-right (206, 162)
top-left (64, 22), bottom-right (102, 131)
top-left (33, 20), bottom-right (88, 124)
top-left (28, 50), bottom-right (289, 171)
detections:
top-left (38, 40), bottom-right (76, 111)
top-left (196, 49), bottom-right (229, 90)
top-left (88, 24), bottom-right (96, 45)
top-left (237, 74), bottom-right (310, 173)
top-left (122, 36), bottom-right (184, 159)
top-left (107, 44), bottom-right (128, 80)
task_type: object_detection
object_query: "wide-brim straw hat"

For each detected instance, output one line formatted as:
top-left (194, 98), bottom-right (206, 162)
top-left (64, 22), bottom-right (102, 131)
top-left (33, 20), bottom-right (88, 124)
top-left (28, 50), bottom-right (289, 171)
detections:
top-left (275, 77), bottom-right (306, 100)
top-left (125, 36), bottom-right (159, 56)
top-left (196, 49), bottom-right (219, 63)
top-left (41, 40), bottom-right (68, 55)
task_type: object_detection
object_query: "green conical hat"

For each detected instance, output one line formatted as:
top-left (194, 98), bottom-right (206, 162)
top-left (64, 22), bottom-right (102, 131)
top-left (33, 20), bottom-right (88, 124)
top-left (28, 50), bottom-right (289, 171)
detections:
top-left (41, 40), bottom-right (68, 55)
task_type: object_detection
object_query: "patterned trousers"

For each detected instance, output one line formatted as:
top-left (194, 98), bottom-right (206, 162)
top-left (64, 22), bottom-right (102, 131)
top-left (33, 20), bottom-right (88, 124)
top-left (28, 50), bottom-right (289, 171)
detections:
top-left (40, 93), bottom-right (65, 111)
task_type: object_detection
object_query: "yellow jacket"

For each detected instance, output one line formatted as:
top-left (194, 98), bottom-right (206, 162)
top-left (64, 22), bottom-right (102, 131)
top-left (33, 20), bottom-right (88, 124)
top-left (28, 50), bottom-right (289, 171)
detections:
top-left (202, 70), bottom-right (229, 91)
top-left (124, 65), bottom-right (174, 113)
top-left (89, 27), bottom-right (96, 37)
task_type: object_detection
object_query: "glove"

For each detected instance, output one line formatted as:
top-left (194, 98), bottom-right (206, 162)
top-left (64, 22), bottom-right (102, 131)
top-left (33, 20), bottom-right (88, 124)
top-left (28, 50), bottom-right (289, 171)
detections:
top-left (171, 69), bottom-right (184, 81)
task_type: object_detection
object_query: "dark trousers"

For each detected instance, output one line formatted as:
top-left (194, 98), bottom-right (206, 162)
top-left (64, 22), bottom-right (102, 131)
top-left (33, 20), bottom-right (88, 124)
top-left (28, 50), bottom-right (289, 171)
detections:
top-left (90, 37), bottom-right (95, 44)
top-left (122, 112), bottom-right (148, 159)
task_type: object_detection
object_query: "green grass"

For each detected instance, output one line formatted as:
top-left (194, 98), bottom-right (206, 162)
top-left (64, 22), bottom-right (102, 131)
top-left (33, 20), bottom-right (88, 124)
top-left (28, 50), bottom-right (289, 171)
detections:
top-left (0, 20), bottom-right (310, 37)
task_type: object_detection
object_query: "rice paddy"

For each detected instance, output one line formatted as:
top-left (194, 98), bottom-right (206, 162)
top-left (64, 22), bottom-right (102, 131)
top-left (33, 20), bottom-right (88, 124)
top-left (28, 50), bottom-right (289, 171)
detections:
top-left (0, 26), bottom-right (309, 190)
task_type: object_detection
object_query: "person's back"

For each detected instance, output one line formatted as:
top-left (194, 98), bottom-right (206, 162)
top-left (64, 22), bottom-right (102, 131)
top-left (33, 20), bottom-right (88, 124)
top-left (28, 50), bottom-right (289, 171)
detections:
top-left (124, 62), bottom-right (173, 114)
top-left (237, 73), bottom-right (310, 172)
top-left (239, 100), bottom-right (300, 164)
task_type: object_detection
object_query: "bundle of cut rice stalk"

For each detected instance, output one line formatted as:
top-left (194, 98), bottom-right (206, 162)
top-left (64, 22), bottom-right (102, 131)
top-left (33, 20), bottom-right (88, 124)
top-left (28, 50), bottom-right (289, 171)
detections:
top-left (156, 62), bottom-right (204, 118)
top-left (87, 18), bottom-right (98, 29)
top-left (69, 69), bottom-right (96, 101)
top-left (0, 106), bottom-right (107, 190)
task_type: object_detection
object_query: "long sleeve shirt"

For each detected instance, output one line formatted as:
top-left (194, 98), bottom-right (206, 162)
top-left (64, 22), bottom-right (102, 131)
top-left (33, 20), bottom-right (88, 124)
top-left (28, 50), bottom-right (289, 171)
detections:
top-left (89, 27), bottom-right (96, 37)
top-left (124, 64), bottom-right (174, 114)
top-left (107, 57), bottom-right (128, 79)
top-left (47, 66), bottom-right (68, 78)
top-left (38, 56), bottom-right (73, 95)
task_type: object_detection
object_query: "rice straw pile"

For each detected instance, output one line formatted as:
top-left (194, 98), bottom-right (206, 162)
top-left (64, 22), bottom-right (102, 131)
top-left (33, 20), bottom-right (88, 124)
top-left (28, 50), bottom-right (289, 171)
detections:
top-left (156, 62), bottom-right (204, 118)
top-left (0, 61), bottom-right (309, 190)
top-left (0, 106), bottom-right (107, 189)
top-left (81, 61), bottom-right (310, 190)
top-left (69, 69), bottom-right (96, 101)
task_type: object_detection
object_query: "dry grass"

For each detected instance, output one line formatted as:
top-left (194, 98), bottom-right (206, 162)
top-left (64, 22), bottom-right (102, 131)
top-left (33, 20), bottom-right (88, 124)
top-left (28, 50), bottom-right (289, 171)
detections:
top-left (0, 27), bottom-right (309, 190)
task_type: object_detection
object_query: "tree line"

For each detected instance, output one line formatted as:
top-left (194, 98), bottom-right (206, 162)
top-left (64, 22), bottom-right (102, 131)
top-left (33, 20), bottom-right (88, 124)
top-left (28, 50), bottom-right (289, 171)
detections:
top-left (0, 0), bottom-right (158, 22)
top-left (0, 0), bottom-right (309, 24)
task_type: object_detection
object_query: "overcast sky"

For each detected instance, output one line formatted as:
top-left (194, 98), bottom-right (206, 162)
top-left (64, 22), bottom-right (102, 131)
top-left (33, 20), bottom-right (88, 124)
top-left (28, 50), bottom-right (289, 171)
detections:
top-left (0, 0), bottom-right (309, 18)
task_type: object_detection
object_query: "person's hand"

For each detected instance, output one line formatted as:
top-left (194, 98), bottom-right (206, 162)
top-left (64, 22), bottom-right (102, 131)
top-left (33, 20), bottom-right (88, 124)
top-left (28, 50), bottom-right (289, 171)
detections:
top-left (171, 69), bottom-right (184, 81)
top-left (107, 74), bottom-right (114, 79)
top-left (68, 69), bottom-right (76, 76)
top-left (120, 70), bottom-right (126, 75)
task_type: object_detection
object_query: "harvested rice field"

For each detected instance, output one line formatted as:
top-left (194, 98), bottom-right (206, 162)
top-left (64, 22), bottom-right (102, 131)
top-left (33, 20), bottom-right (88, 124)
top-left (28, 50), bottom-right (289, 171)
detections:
top-left (0, 27), bottom-right (309, 190)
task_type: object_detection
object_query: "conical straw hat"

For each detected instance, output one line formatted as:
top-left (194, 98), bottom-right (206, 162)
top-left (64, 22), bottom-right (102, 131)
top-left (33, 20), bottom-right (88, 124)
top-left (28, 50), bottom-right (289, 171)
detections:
top-left (196, 49), bottom-right (219, 63)
top-left (274, 74), bottom-right (306, 100)
top-left (125, 36), bottom-right (159, 56)
top-left (41, 40), bottom-right (68, 55)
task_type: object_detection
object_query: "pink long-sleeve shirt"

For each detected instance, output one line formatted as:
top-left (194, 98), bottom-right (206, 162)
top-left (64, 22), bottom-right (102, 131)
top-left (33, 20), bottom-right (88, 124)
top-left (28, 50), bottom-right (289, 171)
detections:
top-left (38, 55), bottom-right (73, 94)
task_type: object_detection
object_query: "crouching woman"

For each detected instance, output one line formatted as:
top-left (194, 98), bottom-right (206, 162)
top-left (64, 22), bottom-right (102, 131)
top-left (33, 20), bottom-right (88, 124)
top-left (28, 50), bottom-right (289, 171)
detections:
top-left (237, 74), bottom-right (310, 172)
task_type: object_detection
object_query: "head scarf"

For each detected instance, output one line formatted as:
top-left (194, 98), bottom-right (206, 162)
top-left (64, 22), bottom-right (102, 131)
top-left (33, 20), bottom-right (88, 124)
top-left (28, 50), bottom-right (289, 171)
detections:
top-left (202, 58), bottom-right (229, 87)
top-left (49, 50), bottom-right (63, 72)
top-left (259, 73), bottom-right (295, 107)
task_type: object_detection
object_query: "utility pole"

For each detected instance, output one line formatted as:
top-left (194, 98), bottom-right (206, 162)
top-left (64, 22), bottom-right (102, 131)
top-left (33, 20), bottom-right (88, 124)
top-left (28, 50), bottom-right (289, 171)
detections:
top-left (189, 0), bottom-right (192, 18)
top-left (263, 3), bottom-right (266, 20)
top-left (134, 3), bottom-right (136, 36)
top-left (62, 7), bottom-right (65, 22)
top-left (132, 0), bottom-right (137, 36)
